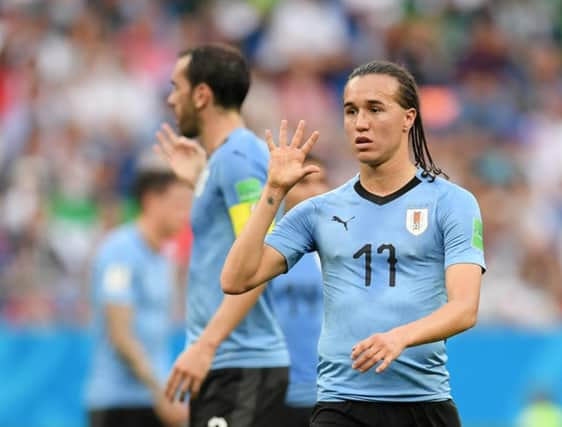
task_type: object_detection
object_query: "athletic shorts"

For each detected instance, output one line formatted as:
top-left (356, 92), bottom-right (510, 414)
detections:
top-left (89, 407), bottom-right (164, 427)
top-left (189, 366), bottom-right (289, 427)
top-left (278, 404), bottom-right (313, 427)
top-left (310, 399), bottom-right (461, 427)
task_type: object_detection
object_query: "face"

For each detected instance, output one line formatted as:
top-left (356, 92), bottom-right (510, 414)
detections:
top-left (285, 163), bottom-right (329, 211)
top-left (343, 74), bottom-right (416, 167)
top-left (147, 182), bottom-right (192, 239)
top-left (167, 56), bottom-right (200, 138)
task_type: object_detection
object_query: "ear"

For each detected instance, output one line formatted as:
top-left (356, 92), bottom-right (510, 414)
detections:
top-left (403, 108), bottom-right (417, 133)
top-left (192, 83), bottom-right (212, 110)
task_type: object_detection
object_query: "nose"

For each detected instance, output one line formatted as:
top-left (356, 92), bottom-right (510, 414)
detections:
top-left (355, 109), bottom-right (369, 131)
top-left (167, 92), bottom-right (174, 108)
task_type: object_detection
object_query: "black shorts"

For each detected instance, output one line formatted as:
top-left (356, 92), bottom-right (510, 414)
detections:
top-left (89, 407), bottom-right (164, 427)
top-left (189, 366), bottom-right (289, 427)
top-left (278, 404), bottom-right (314, 427)
top-left (310, 399), bottom-right (461, 427)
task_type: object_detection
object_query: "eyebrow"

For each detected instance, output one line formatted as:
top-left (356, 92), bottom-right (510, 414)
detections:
top-left (343, 99), bottom-right (385, 108)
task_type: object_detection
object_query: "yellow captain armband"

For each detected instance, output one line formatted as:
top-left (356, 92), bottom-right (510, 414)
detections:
top-left (228, 201), bottom-right (275, 237)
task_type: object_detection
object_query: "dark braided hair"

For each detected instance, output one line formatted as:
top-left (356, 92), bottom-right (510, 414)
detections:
top-left (347, 60), bottom-right (447, 181)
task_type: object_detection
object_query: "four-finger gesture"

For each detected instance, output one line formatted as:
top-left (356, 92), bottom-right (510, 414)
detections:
top-left (265, 120), bottom-right (320, 193)
top-left (155, 123), bottom-right (207, 189)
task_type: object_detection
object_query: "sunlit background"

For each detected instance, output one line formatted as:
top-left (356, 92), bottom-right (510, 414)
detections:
top-left (2, 0), bottom-right (562, 426)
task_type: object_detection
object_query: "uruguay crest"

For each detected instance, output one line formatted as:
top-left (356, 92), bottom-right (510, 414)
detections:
top-left (406, 208), bottom-right (428, 236)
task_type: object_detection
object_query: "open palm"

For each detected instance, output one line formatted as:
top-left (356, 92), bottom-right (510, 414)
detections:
top-left (265, 120), bottom-right (320, 192)
top-left (155, 123), bottom-right (207, 189)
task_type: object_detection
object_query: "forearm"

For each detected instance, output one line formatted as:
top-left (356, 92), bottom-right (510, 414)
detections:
top-left (222, 184), bottom-right (286, 293)
top-left (395, 299), bottom-right (478, 348)
top-left (112, 333), bottom-right (160, 393)
top-left (197, 287), bottom-right (266, 349)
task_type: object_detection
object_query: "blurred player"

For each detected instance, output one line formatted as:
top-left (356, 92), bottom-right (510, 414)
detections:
top-left (270, 157), bottom-right (328, 426)
top-left (155, 44), bottom-right (289, 427)
top-left (222, 60), bottom-right (486, 427)
top-left (85, 159), bottom-right (190, 427)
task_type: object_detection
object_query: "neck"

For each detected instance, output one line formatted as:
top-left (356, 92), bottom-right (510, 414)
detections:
top-left (359, 155), bottom-right (417, 196)
top-left (199, 110), bottom-right (245, 156)
top-left (137, 216), bottom-right (165, 251)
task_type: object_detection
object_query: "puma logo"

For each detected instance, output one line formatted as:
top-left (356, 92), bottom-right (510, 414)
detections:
top-left (331, 216), bottom-right (355, 231)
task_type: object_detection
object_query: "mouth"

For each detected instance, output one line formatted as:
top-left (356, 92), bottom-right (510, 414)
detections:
top-left (355, 136), bottom-right (373, 147)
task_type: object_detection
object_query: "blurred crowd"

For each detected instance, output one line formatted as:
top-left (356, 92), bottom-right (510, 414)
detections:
top-left (1, 0), bottom-right (562, 327)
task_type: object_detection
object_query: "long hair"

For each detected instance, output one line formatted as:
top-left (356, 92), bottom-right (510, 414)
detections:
top-left (348, 60), bottom-right (447, 181)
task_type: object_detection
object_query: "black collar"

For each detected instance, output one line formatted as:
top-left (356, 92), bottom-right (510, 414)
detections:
top-left (354, 175), bottom-right (421, 205)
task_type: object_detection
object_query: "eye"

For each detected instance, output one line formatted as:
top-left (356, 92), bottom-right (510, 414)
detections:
top-left (345, 108), bottom-right (357, 116)
top-left (370, 107), bottom-right (380, 113)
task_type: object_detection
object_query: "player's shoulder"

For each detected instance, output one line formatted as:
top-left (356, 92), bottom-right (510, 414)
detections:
top-left (420, 172), bottom-right (479, 206)
top-left (213, 127), bottom-right (269, 165)
top-left (96, 223), bottom-right (140, 262)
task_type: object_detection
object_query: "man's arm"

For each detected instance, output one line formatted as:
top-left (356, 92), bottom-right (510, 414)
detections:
top-left (107, 305), bottom-right (187, 426)
top-left (107, 304), bottom-right (160, 392)
top-left (221, 120), bottom-right (320, 294)
top-left (351, 263), bottom-right (482, 373)
top-left (221, 185), bottom-right (289, 294)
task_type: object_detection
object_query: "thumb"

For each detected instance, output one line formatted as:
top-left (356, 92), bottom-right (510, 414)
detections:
top-left (302, 164), bottom-right (321, 177)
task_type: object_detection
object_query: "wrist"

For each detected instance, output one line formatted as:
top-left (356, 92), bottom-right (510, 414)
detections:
top-left (392, 325), bottom-right (412, 348)
top-left (264, 183), bottom-right (288, 202)
top-left (197, 336), bottom-right (219, 353)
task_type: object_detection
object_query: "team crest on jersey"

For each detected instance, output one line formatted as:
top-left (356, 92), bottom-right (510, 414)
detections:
top-left (406, 208), bottom-right (428, 236)
top-left (194, 166), bottom-right (210, 197)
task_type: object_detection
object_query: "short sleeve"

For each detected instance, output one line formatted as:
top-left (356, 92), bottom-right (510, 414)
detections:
top-left (216, 149), bottom-right (268, 236)
top-left (265, 199), bottom-right (317, 270)
top-left (439, 188), bottom-right (486, 271)
top-left (96, 254), bottom-right (135, 305)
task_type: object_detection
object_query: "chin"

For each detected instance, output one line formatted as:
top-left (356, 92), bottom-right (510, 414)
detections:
top-left (356, 152), bottom-right (383, 166)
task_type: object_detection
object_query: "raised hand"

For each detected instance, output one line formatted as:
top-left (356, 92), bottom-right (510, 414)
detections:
top-left (265, 120), bottom-right (320, 193)
top-left (155, 123), bottom-right (207, 189)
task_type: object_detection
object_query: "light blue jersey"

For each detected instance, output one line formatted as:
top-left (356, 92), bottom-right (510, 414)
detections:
top-left (86, 224), bottom-right (173, 409)
top-left (187, 128), bottom-right (289, 369)
top-left (271, 252), bottom-right (323, 407)
top-left (265, 170), bottom-right (486, 402)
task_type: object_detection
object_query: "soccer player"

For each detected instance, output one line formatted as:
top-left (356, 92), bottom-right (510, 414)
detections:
top-left (221, 60), bottom-right (486, 427)
top-left (155, 44), bottom-right (289, 427)
top-left (270, 157), bottom-right (328, 426)
top-left (85, 160), bottom-right (190, 427)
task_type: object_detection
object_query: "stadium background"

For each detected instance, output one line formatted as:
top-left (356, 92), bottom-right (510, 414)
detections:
top-left (1, 0), bottom-right (562, 426)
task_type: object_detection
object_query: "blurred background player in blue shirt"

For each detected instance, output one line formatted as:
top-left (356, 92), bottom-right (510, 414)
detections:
top-left (270, 156), bottom-right (329, 427)
top-left (222, 60), bottom-right (485, 427)
top-left (85, 157), bottom-right (190, 427)
top-left (155, 44), bottom-right (289, 427)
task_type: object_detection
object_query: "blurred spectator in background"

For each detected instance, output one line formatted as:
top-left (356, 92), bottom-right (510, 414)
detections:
top-left (1, 0), bottom-right (561, 325)
top-left (85, 157), bottom-right (190, 427)
top-left (518, 391), bottom-right (562, 427)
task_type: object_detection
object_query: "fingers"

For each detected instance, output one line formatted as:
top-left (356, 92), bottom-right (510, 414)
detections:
top-left (178, 377), bottom-right (193, 402)
top-left (302, 164), bottom-right (321, 177)
top-left (264, 129), bottom-right (275, 151)
top-left (290, 120), bottom-right (305, 148)
top-left (165, 369), bottom-right (183, 401)
top-left (191, 378), bottom-right (203, 398)
top-left (162, 123), bottom-right (179, 141)
top-left (353, 348), bottom-right (385, 372)
top-left (301, 130), bottom-right (320, 155)
top-left (156, 130), bottom-right (173, 158)
top-left (279, 119), bottom-right (288, 147)
top-left (376, 356), bottom-right (395, 374)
